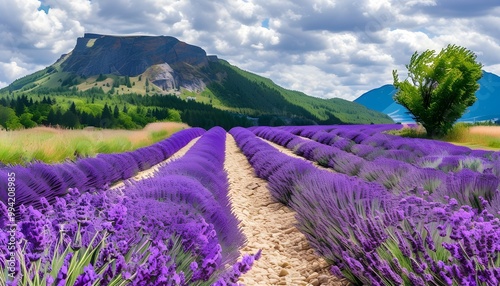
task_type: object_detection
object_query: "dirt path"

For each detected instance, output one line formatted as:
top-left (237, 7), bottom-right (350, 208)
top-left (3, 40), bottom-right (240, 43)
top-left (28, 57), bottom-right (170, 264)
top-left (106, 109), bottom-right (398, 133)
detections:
top-left (225, 135), bottom-right (347, 286)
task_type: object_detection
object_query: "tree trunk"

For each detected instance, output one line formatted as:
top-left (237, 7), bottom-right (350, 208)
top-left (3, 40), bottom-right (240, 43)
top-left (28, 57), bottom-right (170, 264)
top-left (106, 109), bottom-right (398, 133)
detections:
top-left (423, 124), bottom-right (437, 138)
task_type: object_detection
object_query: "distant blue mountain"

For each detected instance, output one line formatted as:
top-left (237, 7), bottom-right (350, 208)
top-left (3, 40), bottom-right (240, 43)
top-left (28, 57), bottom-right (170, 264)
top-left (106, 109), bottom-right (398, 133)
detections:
top-left (354, 71), bottom-right (500, 123)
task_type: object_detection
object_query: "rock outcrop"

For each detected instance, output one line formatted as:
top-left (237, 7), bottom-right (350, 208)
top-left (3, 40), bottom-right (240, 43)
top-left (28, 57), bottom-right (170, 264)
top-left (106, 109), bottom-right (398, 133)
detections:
top-left (144, 63), bottom-right (207, 92)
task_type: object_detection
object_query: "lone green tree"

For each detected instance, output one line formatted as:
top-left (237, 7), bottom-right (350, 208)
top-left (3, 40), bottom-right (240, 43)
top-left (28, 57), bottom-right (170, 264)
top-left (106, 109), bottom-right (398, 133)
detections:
top-left (392, 44), bottom-right (483, 137)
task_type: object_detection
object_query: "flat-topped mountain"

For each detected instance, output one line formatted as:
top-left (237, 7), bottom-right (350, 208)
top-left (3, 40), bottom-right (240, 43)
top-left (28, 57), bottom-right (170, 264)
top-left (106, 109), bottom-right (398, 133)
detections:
top-left (56, 33), bottom-right (212, 92)
top-left (62, 33), bottom-right (209, 77)
top-left (2, 33), bottom-right (393, 125)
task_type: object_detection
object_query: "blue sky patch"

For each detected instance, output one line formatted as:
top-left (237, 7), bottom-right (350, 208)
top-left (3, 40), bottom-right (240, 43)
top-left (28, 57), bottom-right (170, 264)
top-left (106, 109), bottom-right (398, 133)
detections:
top-left (38, 4), bottom-right (50, 14)
top-left (261, 18), bottom-right (270, 29)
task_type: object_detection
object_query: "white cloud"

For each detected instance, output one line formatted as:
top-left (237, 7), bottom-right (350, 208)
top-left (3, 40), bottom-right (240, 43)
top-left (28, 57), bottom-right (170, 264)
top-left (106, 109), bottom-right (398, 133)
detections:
top-left (0, 0), bottom-right (85, 75)
top-left (0, 0), bottom-right (499, 101)
top-left (0, 61), bottom-right (28, 81)
top-left (0, 59), bottom-right (45, 86)
top-left (237, 25), bottom-right (280, 48)
top-left (485, 64), bottom-right (500, 76)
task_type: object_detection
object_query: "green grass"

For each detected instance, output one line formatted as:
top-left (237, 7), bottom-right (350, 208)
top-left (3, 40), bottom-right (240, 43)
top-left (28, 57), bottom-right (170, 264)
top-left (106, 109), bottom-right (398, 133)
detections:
top-left (95, 138), bottom-right (133, 154)
top-left (149, 130), bottom-right (169, 142)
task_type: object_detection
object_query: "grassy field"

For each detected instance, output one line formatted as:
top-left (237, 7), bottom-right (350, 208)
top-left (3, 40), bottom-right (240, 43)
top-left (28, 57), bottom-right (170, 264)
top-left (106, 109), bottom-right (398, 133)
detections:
top-left (0, 122), bottom-right (189, 165)
top-left (396, 123), bottom-right (500, 150)
top-left (443, 124), bottom-right (500, 150)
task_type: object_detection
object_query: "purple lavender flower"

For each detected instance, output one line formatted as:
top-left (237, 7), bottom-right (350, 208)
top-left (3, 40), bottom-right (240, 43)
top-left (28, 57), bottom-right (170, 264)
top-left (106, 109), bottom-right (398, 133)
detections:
top-left (105, 204), bottom-right (127, 231)
top-left (75, 199), bottom-right (91, 227)
top-left (408, 272), bottom-right (426, 286)
top-left (330, 265), bottom-right (343, 277)
top-left (74, 264), bottom-right (99, 286)
top-left (214, 249), bottom-right (262, 285)
top-left (19, 206), bottom-right (49, 261)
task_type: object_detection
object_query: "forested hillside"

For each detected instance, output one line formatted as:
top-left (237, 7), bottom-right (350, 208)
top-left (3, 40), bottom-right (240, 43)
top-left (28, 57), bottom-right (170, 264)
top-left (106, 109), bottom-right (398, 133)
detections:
top-left (0, 90), bottom-right (252, 131)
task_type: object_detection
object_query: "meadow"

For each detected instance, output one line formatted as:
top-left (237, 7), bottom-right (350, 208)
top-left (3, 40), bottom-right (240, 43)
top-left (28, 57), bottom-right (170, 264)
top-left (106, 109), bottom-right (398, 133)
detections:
top-left (393, 123), bottom-right (500, 150)
top-left (0, 122), bottom-right (188, 165)
top-left (1, 124), bottom-right (500, 285)
top-left (444, 125), bottom-right (500, 149)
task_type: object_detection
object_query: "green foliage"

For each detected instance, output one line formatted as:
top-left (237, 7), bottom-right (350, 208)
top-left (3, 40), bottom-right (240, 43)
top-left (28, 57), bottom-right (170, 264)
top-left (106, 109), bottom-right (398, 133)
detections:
top-left (387, 125), bottom-right (428, 138)
top-left (5, 117), bottom-right (23, 130)
top-left (257, 115), bottom-right (286, 126)
top-left (442, 122), bottom-right (470, 142)
top-left (113, 104), bottom-right (120, 118)
top-left (117, 112), bottom-right (139, 129)
top-left (168, 109), bottom-right (181, 122)
top-left (0, 106), bottom-right (17, 130)
top-left (61, 74), bottom-right (81, 87)
top-left (19, 113), bottom-right (37, 128)
top-left (393, 44), bottom-right (483, 137)
top-left (124, 76), bottom-right (132, 88)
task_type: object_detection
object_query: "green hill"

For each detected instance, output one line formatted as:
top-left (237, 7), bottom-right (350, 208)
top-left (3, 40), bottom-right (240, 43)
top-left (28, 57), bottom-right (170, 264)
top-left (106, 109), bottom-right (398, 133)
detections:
top-left (206, 60), bottom-right (392, 124)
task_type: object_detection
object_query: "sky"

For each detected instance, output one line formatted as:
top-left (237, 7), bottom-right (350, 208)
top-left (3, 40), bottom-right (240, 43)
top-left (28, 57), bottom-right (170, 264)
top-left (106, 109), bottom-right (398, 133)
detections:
top-left (0, 0), bottom-right (499, 101)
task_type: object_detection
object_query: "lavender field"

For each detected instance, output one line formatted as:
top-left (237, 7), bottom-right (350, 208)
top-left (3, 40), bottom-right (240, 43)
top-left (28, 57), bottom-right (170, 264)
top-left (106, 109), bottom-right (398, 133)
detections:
top-left (2, 124), bottom-right (500, 285)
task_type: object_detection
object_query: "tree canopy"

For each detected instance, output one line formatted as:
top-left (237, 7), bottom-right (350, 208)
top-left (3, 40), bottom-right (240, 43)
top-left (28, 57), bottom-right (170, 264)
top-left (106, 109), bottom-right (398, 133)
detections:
top-left (392, 44), bottom-right (483, 137)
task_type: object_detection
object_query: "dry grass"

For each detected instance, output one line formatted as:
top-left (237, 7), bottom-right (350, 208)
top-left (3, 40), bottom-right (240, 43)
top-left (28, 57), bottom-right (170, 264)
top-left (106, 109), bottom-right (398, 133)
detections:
top-left (0, 122), bottom-right (189, 165)
top-left (386, 124), bottom-right (500, 150)
top-left (468, 126), bottom-right (500, 137)
top-left (444, 124), bottom-right (500, 150)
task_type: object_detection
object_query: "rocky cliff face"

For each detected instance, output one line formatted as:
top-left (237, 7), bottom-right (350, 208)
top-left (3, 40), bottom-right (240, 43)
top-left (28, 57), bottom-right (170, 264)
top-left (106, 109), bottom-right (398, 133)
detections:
top-left (60, 33), bottom-right (211, 91)
top-left (144, 63), bottom-right (207, 92)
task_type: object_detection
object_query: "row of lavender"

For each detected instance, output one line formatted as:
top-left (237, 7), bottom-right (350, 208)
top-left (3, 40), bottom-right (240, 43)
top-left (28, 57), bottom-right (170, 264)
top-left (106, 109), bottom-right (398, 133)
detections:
top-left (1, 127), bottom-right (259, 285)
top-left (232, 126), bottom-right (500, 285)
top-left (281, 124), bottom-right (500, 172)
top-left (0, 127), bottom-right (205, 213)
top-left (252, 126), bottom-right (500, 215)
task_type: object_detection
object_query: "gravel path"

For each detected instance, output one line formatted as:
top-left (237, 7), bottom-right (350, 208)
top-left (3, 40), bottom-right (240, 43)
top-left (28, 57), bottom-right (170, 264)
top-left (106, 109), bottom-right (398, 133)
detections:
top-left (225, 135), bottom-right (348, 286)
